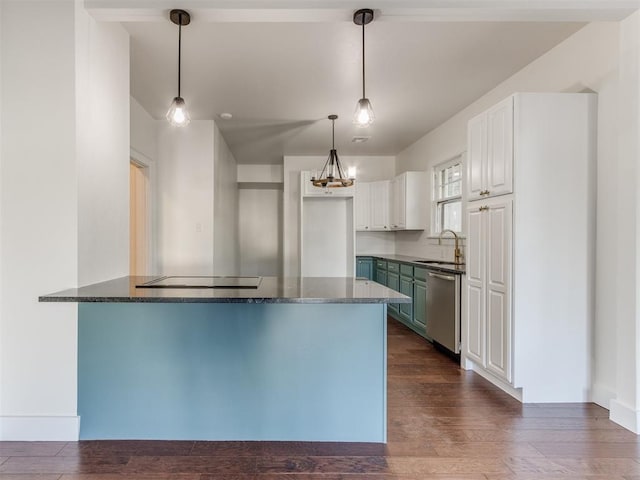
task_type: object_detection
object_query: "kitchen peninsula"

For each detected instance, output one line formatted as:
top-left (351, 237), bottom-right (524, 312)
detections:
top-left (41, 276), bottom-right (409, 442)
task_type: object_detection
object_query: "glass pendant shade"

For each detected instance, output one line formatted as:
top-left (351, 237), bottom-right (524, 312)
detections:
top-left (167, 10), bottom-right (191, 127)
top-left (166, 96), bottom-right (191, 127)
top-left (353, 97), bottom-right (375, 127)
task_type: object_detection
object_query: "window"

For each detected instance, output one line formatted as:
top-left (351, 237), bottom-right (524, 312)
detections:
top-left (432, 156), bottom-right (463, 235)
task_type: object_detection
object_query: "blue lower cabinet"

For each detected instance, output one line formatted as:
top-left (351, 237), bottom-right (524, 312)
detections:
top-left (378, 261), bottom-right (429, 339)
top-left (356, 257), bottom-right (374, 280)
top-left (387, 272), bottom-right (400, 314)
top-left (398, 275), bottom-right (413, 325)
top-left (413, 279), bottom-right (427, 330)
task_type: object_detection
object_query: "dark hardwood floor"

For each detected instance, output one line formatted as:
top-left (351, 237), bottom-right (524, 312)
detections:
top-left (1, 317), bottom-right (638, 479)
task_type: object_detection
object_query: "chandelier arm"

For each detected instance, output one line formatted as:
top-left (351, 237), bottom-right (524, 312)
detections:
top-left (335, 151), bottom-right (348, 180)
top-left (318, 152), bottom-right (332, 179)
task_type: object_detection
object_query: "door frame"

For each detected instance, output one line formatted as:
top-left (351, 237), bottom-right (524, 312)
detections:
top-left (130, 148), bottom-right (155, 275)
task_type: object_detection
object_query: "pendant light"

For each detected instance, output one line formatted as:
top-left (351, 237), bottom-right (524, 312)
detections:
top-left (311, 115), bottom-right (355, 188)
top-left (353, 8), bottom-right (375, 127)
top-left (166, 9), bottom-right (191, 127)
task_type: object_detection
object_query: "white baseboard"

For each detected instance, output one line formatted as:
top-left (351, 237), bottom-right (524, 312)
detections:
top-left (0, 416), bottom-right (80, 441)
top-left (610, 400), bottom-right (640, 434)
top-left (591, 383), bottom-right (615, 409)
top-left (463, 357), bottom-right (523, 402)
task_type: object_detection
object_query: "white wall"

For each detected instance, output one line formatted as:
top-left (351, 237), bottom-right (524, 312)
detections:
top-left (396, 22), bottom-right (619, 265)
top-left (1, 0), bottom-right (78, 438)
top-left (213, 124), bottom-right (239, 275)
top-left (130, 97), bottom-right (158, 274)
top-left (157, 121), bottom-right (215, 275)
top-left (237, 165), bottom-right (283, 276)
top-left (239, 187), bottom-right (283, 276)
top-left (395, 21), bottom-right (629, 423)
top-left (610, 10), bottom-right (640, 433)
top-left (156, 121), bottom-right (239, 276)
top-left (0, 0), bottom-right (130, 439)
top-left (76, 10), bottom-right (130, 286)
top-left (283, 155), bottom-right (396, 276)
top-left (131, 97), bottom-right (157, 163)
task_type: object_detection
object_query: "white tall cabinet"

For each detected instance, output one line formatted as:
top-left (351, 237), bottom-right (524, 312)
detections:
top-left (462, 93), bottom-right (596, 403)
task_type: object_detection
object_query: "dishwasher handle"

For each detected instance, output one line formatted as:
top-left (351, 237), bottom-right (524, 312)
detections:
top-left (428, 272), bottom-right (455, 281)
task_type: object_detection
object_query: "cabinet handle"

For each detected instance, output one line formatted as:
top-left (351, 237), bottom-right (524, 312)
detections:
top-left (428, 272), bottom-right (455, 281)
top-left (480, 190), bottom-right (490, 196)
top-left (478, 206), bottom-right (487, 212)
top-left (384, 226), bottom-right (387, 229)
top-left (365, 226), bottom-right (369, 229)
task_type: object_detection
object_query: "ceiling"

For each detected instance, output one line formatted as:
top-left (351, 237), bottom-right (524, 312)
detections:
top-left (126, 19), bottom-right (584, 164)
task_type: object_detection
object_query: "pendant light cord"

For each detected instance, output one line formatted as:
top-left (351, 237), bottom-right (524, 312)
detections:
top-left (361, 16), bottom-right (366, 99)
top-left (178, 12), bottom-right (182, 98)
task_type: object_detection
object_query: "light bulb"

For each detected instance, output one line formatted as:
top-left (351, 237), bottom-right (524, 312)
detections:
top-left (166, 96), bottom-right (191, 127)
top-left (353, 98), bottom-right (375, 127)
top-left (348, 166), bottom-right (357, 179)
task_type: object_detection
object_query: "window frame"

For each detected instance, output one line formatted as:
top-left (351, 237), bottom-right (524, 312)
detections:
top-left (431, 154), bottom-right (464, 236)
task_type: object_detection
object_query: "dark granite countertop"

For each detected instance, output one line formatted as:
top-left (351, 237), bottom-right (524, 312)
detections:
top-left (357, 253), bottom-right (466, 275)
top-left (39, 276), bottom-right (412, 304)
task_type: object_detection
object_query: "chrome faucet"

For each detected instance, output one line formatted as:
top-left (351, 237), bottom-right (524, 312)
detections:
top-left (439, 229), bottom-right (462, 264)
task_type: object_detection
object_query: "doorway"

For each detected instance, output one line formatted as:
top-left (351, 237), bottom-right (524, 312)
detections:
top-left (130, 160), bottom-right (149, 275)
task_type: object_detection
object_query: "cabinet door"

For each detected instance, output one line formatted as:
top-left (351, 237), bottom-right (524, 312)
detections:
top-left (413, 279), bottom-right (427, 330)
top-left (485, 198), bottom-right (512, 382)
top-left (467, 113), bottom-right (487, 202)
top-left (399, 275), bottom-right (413, 323)
top-left (486, 96), bottom-right (514, 198)
top-left (355, 182), bottom-right (371, 231)
top-left (387, 272), bottom-right (400, 313)
top-left (356, 258), bottom-right (373, 279)
top-left (403, 171), bottom-right (428, 230)
top-left (464, 204), bottom-right (485, 365)
top-left (376, 269), bottom-right (387, 287)
top-left (370, 181), bottom-right (390, 231)
top-left (390, 175), bottom-right (406, 230)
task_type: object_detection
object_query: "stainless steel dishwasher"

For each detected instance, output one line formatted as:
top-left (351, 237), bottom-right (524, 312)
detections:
top-left (425, 271), bottom-right (461, 354)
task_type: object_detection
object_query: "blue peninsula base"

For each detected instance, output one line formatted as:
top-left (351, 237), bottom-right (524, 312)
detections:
top-left (78, 302), bottom-right (387, 442)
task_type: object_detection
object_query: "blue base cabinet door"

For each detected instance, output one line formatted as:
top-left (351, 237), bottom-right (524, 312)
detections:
top-left (356, 257), bottom-right (374, 280)
top-left (413, 279), bottom-right (427, 330)
top-left (387, 272), bottom-right (400, 314)
top-left (398, 275), bottom-right (413, 324)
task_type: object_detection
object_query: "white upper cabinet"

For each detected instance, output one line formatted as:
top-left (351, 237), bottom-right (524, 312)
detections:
top-left (390, 175), bottom-right (406, 230)
top-left (355, 182), bottom-right (371, 231)
top-left (390, 172), bottom-right (427, 231)
top-left (486, 97), bottom-right (514, 198)
top-left (355, 174), bottom-right (426, 232)
top-left (467, 96), bottom-right (514, 202)
top-left (370, 181), bottom-right (390, 231)
top-left (467, 114), bottom-right (487, 202)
